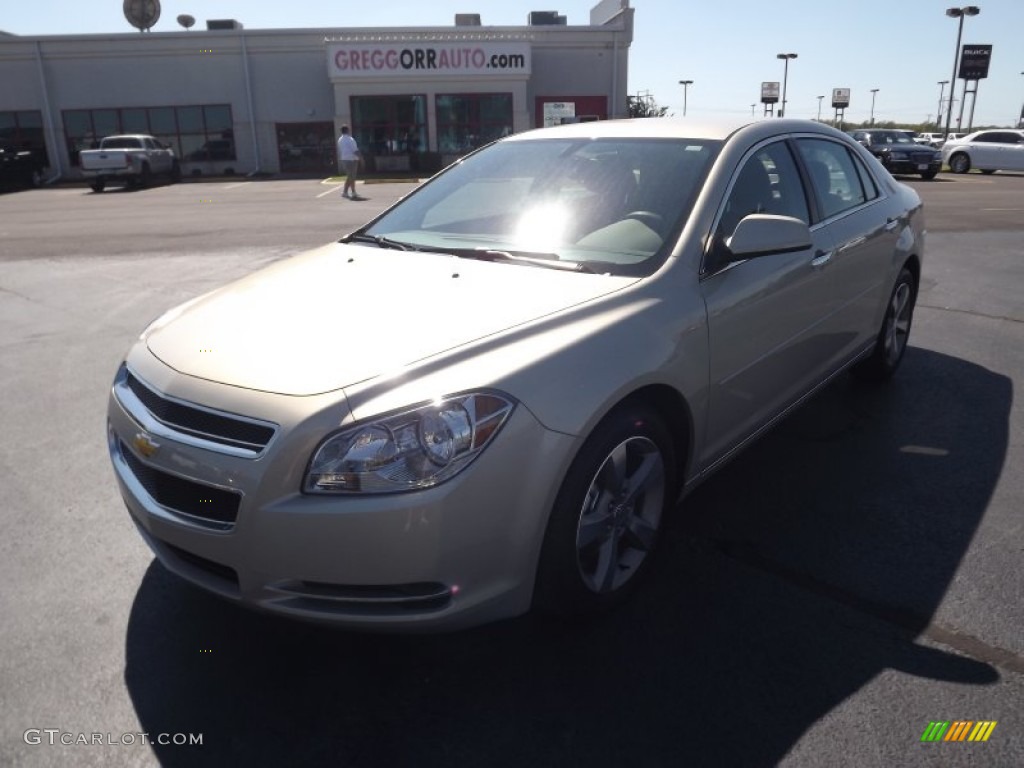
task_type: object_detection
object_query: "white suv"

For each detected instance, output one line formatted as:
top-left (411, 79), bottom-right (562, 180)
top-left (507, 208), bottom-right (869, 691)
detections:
top-left (916, 133), bottom-right (944, 148)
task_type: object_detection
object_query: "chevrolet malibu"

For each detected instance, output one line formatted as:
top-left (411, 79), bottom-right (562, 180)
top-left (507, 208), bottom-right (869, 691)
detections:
top-left (107, 117), bottom-right (924, 631)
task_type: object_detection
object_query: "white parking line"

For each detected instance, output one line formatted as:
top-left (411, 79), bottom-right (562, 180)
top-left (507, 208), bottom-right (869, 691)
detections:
top-left (222, 181), bottom-right (252, 190)
top-left (316, 186), bottom-right (341, 199)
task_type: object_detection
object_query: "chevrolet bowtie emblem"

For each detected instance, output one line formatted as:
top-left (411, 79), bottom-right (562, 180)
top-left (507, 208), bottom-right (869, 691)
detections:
top-left (133, 432), bottom-right (160, 458)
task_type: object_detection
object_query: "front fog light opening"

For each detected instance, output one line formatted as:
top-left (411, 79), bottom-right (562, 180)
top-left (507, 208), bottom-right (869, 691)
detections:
top-left (305, 393), bottom-right (514, 494)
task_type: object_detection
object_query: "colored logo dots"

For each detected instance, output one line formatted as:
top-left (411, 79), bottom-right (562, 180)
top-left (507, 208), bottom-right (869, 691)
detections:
top-left (921, 721), bottom-right (997, 742)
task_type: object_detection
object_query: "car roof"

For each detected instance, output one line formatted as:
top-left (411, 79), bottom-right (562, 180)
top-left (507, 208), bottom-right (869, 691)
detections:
top-left (504, 117), bottom-right (845, 144)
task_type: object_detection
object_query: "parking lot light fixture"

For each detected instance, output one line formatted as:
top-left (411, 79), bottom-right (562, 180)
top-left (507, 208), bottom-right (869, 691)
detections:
top-left (816, 95), bottom-right (824, 122)
top-left (943, 6), bottom-right (980, 142)
top-left (870, 89), bottom-right (879, 125)
top-left (776, 53), bottom-right (797, 117)
top-left (678, 79), bottom-right (693, 116)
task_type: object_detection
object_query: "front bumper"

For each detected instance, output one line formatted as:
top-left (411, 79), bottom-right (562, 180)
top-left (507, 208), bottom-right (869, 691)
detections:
top-left (107, 360), bottom-right (573, 632)
top-left (881, 156), bottom-right (942, 175)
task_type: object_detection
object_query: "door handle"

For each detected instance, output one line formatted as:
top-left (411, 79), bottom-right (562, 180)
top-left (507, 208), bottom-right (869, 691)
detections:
top-left (884, 217), bottom-right (900, 232)
top-left (811, 250), bottom-right (832, 267)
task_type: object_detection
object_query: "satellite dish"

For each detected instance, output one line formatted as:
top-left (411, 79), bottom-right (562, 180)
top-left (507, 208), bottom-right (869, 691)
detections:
top-left (123, 0), bottom-right (161, 32)
top-left (177, 14), bottom-right (196, 30)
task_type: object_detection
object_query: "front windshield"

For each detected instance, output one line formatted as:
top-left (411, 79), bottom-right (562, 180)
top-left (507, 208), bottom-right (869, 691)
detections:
top-left (359, 136), bottom-right (719, 276)
top-left (872, 132), bottom-right (919, 146)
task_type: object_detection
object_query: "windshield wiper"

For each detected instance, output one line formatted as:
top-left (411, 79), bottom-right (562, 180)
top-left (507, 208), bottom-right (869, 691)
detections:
top-left (341, 233), bottom-right (416, 251)
top-left (469, 248), bottom-right (595, 273)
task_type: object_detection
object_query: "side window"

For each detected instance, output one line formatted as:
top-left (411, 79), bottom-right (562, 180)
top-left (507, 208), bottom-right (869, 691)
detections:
top-left (853, 151), bottom-right (879, 202)
top-left (796, 139), bottom-right (869, 220)
top-left (716, 141), bottom-right (809, 240)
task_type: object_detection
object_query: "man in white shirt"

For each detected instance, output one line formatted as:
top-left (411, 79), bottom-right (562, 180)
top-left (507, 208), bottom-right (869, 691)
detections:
top-left (337, 125), bottom-right (362, 199)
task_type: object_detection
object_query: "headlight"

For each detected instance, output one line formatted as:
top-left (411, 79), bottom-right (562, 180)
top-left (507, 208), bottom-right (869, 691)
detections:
top-left (304, 393), bottom-right (515, 494)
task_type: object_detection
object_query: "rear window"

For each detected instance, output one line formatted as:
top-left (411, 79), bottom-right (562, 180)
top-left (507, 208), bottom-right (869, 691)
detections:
top-left (100, 137), bottom-right (144, 149)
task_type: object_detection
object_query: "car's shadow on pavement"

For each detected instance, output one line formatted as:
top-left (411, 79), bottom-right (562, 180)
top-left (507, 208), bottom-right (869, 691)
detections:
top-left (124, 347), bottom-right (1010, 767)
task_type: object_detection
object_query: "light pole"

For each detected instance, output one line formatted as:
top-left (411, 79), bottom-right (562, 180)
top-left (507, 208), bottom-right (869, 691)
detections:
top-left (776, 53), bottom-right (797, 117)
top-left (816, 95), bottom-right (824, 121)
top-left (943, 6), bottom-right (980, 141)
top-left (936, 80), bottom-right (949, 129)
top-left (870, 88), bottom-right (879, 125)
top-left (678, 79), bottom-right (693, 117)
top-left (751, 103), bottom-right (756, 117)
top-left (1019, 71), bottom-right (1024, 128)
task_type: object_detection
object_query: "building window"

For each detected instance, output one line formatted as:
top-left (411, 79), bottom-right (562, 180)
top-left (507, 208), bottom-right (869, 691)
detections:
top-left (0, 110), bottom-right (48, 166)
top-left (350, 95), bottom-right (427, 174)
top-left (436, 94), bottom-right (513, 158)
top-left (61, 105), bottom-right (235, 165)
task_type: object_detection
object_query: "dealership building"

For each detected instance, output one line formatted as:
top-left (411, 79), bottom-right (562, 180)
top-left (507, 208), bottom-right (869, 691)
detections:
top-left (0, 1), bottom-right (634, 180)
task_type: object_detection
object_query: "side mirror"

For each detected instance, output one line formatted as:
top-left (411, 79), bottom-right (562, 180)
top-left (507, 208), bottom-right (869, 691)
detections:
top-left (726, 214), bottom-right (812, 261)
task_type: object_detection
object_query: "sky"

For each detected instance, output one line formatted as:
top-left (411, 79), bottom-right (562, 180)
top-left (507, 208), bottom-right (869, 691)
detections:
top-left (5, 0), bottom-right (1023, 128)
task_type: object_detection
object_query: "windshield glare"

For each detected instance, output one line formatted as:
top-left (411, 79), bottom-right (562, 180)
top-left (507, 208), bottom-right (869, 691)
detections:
top-left (362, 137), bottom-right (719, 275)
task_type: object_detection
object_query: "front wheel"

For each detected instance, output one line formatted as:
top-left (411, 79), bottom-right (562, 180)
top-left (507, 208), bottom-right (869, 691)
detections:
top-left (534, 405), bottom-right (675, 616)
top-left (948, 153), bottom-right (971, 174)
top-left (853, 267), bottom-right (916, 383)
top-left (920, 169), bottom-right (938, 180)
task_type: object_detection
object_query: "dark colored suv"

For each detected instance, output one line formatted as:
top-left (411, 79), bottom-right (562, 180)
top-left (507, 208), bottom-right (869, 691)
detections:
top-left (0, 142), bottom-right (45, 190)
top-left (848, 130), bottom-right (942, 180)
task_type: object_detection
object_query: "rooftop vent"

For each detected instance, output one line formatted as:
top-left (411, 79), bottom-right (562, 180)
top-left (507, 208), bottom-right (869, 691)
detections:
top-left (528, 11), bottom-right (567, 25)
top-left (455, 14), bottom-right (482, 26)
top-left (206, 19), bottom-right (244, 30)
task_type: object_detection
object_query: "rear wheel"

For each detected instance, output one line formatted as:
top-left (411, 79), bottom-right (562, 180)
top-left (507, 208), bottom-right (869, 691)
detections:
top-left (948, 153), bottom-right (971, 174)
top-left (534, 405), bottom-right (675, 616)
top-left (139, 164), bottom-right (152, 188)
top-left (853, 267), bottom-right (916, 383)
top-left (90, 178), bottom-right (106, 193)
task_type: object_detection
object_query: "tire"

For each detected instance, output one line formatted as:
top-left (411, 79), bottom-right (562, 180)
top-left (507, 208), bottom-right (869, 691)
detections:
top-left (920, 169), bottom-right (938, 180)
top-left (90, 178), bottom-right (106, 193)
top-left (170, 160), bottom-right (181, 183)
top-left (534, 404), bottom-right (676, 616)
top-left (948, 153), bottom-right (971, 174)
top-left (139, 164), bottom-right (152, 188)
top-left (853, 267), bottom-right (917, 383)
top-left (29, 168), bottom-right (43, 188)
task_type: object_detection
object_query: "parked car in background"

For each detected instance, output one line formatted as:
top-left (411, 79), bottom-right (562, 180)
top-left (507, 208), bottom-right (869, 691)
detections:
top-left (945, 132), bottom-right (965, 143)
top-left (848, 129), bottom-right (942, 179)
top-left (0, 141), bottom-right (45, 190)
top-left (916, 132), bottom-right (945, 148)
top-left (107, 117), bottom-right (925, 632)
top-left (79, 134), bottom-right (180, 192)
top-left (941, 129), bottom-right (1024, 174)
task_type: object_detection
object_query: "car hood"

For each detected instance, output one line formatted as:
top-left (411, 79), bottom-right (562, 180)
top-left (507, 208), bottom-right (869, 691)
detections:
top-left (145, 242), bottom-right (636, 396)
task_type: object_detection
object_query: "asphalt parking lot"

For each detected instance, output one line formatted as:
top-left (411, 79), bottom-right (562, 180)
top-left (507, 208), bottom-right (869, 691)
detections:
top-left (1, 172), bottom-right (1022, 767)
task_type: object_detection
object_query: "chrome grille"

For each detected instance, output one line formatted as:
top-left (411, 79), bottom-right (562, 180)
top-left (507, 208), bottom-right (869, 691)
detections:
top-left (119, 367), bottom-right (276, 453)
top-left (120, 440), bottom-right (240, 528)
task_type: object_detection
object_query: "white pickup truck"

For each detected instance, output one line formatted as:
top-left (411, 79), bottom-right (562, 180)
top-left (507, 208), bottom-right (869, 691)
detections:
top-left (79, 134), bottom-right (180, 192)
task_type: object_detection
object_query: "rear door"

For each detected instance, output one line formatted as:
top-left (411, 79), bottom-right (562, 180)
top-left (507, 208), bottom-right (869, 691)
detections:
top-left (794, 137), bottom-right (897, 357)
